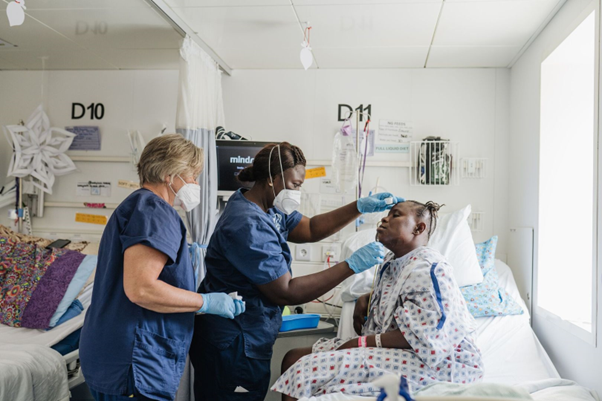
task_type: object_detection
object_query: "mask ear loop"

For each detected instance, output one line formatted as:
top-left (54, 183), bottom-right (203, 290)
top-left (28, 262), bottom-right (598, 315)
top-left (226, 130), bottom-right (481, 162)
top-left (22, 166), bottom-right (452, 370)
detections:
top-left (268, 145), bottom-right (277, 199)
top-left (167, 175), bottom-right (177, 197)
top-left (277, 144), bottom-right (286, 190)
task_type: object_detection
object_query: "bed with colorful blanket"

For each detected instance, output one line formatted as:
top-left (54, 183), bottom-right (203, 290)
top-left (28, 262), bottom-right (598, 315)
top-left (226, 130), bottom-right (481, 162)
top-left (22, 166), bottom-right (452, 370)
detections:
top-left (0, 226), bottom-right (98, 399)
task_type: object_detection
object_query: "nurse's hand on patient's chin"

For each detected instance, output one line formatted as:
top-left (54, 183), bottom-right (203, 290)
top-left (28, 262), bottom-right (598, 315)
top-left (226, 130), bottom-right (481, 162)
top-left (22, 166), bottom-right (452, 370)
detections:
top-left (346, 242), bottom-right (385, 274)
top-left (198, 293), bottom-right (237, 319)
top-left (356, 192), bottom-right (405, 214)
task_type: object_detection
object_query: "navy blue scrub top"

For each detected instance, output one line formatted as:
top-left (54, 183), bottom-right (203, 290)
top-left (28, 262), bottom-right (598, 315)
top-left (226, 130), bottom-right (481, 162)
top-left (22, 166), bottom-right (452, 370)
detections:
top-left (80, 188), bottom-right (195, 401)
top-left (198, 189), bottom-right (302, 360)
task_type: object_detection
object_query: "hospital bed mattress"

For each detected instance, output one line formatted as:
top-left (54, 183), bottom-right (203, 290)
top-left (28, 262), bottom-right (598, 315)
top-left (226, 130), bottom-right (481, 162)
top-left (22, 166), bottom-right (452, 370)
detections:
top-left (301, 260), bottom-right (598, 401)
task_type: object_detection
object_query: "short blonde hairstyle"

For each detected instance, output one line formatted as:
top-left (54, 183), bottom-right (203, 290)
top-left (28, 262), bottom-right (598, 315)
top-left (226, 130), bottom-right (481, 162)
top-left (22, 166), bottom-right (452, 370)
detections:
top-left (137, 133), bottom-right (204, 185)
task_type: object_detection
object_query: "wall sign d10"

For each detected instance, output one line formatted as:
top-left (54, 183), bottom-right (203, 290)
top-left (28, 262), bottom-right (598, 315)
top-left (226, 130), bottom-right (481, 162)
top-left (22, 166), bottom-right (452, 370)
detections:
top-left (72, 103), bottom-right (105, 120)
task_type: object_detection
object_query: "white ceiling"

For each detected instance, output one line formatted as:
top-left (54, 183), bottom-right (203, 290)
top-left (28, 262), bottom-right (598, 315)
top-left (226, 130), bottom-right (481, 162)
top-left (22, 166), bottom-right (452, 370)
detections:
top-left (166, 0), bottom-right (564, 69)
top-left (0, 0), bottom-right (182, 70)
top-left (0, 0), bottom-right (565, 70)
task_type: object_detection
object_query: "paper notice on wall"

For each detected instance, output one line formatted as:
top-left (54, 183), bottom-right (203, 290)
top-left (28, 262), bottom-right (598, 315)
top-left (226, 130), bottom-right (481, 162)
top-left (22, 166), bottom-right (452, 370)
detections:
top-left (118, 179), bottom-right (140, 190)
top-left (75, 213), bottom-right (107, 225)
top-left (305, 167), bottom-right (327, 179)
top-left (320, 178), bottom-right (338, 194)
top-left (378, 120), bottom-right (412, 143)
top-left (66, 126), bottom-right (101, 150)
top-left (375, 144), bottom-right (409, 153)
top-left (76, 181), bottom-right (111, 197)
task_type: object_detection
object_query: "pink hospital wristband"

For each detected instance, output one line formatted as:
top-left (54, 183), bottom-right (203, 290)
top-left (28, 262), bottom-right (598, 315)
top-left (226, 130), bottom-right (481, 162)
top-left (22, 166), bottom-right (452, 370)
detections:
top-left (358, 336), bottom-right (367, 348)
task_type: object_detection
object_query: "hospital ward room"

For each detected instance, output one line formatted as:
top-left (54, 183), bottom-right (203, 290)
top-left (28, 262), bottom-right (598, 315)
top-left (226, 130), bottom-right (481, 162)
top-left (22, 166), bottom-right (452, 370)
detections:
top-left (2, 0), bottom-right (602, 401)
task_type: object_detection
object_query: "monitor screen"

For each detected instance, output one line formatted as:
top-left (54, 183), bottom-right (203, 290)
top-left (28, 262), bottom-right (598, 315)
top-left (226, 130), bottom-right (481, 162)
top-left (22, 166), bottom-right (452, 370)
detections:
top-left (216, 140), bottom-right (272, 192)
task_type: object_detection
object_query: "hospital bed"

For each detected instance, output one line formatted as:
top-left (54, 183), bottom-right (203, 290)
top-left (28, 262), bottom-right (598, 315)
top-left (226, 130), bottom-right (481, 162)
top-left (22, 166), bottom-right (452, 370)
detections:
top-left (298, 259), bottom-right (599, 401)
top-left (0, 228), bottom-right (99, 400)
top-left (0, 284), bottom-right (93, 389)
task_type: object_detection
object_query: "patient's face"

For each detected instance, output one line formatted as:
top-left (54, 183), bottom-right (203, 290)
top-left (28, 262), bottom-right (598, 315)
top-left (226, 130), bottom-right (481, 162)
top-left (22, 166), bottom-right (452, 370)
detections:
top-left (376, 203), bottom-right (417, 250)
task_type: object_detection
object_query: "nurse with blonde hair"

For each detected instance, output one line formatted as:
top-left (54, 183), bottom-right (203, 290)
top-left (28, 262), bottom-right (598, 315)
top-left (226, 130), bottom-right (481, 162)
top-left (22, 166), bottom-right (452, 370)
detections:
top-left (80, 134), bottom-right (244, 401)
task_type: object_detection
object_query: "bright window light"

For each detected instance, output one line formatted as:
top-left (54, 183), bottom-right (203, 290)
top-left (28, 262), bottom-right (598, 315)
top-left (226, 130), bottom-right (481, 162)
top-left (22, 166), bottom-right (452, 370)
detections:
top-left (539, 11), bottom-right (596, 333)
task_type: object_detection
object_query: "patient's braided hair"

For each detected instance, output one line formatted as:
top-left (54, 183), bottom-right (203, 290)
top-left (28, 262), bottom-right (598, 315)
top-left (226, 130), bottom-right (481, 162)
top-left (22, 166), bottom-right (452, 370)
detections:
top-left (407, 200), bottom-right (444, 240)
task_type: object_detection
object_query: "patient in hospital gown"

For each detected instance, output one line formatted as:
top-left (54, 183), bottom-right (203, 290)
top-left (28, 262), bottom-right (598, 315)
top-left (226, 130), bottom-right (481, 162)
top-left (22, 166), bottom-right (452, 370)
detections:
top-left (272, 201), bottom-right (483, 400)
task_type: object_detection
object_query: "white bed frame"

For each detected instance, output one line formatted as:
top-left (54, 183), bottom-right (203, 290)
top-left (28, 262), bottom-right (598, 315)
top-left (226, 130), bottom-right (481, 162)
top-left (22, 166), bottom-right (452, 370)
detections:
top-left (65, 349), bottom-right (85, 389)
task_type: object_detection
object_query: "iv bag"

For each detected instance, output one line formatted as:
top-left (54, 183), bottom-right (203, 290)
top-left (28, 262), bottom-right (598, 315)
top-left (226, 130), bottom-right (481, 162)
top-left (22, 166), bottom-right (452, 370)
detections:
top-left (332, 130), bottom-right (357, 194)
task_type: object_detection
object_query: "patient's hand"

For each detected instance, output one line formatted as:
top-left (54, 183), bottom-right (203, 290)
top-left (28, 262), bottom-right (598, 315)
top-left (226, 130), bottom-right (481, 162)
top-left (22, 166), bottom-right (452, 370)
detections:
top-left (353, 293), bottom-right (370, 335)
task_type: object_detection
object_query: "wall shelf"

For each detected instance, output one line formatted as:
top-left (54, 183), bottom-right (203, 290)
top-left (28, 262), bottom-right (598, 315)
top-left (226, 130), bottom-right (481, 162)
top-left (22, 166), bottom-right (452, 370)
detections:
top-left (68, 155), bottom-right (131, 163)
top-left (45, 201), bottom-right (118, 209)
top-left (306, 160), bottom-right (411, 168)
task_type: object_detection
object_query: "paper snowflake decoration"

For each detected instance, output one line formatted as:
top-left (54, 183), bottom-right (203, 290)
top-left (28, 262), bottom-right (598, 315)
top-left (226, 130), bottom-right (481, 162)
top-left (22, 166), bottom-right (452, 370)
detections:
top-left (3, 104), bottom-right (77, 194)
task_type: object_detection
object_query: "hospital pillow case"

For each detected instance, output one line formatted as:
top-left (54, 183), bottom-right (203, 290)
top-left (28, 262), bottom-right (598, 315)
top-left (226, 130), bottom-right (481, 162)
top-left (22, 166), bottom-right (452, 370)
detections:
top-left (428, 204), bottom-right (484, 287)
top-left (461, 236), bottom-right (524, 318)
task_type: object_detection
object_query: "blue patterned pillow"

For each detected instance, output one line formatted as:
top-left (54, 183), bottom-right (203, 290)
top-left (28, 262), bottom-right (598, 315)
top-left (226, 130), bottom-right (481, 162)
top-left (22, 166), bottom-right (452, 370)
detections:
top-left (460, 236), bottom-right (524, 318)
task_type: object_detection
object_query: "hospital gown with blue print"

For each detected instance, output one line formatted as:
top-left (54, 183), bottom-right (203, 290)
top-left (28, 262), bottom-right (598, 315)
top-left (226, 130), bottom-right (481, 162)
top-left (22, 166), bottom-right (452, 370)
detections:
top-left (272, 246), bottom-right (483, 398)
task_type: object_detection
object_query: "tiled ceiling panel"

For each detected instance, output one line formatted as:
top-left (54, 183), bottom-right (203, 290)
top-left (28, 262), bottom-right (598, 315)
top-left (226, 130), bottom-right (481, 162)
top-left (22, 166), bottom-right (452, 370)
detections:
top-left (0, 0), bottom-right (566, 70)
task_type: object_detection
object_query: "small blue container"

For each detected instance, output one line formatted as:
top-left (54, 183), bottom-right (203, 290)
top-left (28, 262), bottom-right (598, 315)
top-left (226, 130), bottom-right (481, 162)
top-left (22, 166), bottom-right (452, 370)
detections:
top-left (280, 314), bottom-right (320, 332)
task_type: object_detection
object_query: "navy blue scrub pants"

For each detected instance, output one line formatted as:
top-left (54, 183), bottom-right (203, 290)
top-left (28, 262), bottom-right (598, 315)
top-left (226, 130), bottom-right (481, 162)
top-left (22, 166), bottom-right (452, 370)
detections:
top-left (190, 330), bottom-right (271, 401)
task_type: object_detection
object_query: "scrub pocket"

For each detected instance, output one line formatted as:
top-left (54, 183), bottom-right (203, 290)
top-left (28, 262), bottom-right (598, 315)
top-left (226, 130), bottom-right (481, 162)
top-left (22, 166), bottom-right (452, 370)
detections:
top-left (131, 327), bottom-right (187, 400)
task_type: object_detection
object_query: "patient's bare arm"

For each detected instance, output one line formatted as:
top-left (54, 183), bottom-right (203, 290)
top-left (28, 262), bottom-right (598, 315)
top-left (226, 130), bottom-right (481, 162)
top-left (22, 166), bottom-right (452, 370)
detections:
top-left (353, 293), bottom-right (370, 335)
top-left (336, 330), bottom-right (411, 350)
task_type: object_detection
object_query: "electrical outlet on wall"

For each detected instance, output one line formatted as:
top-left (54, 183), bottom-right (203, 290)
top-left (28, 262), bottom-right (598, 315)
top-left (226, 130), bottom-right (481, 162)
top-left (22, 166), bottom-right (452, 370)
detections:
top-left (322, 245), bottom-right (338, 263)
top-left (295, 244), bottom-right (312, 261)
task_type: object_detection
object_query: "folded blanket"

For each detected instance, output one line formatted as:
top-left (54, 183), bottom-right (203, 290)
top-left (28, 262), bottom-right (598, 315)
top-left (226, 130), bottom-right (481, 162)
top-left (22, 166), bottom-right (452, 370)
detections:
top-left (51, 299), bottom-right (83, 328)
top-left (0, 236), bottom-right (85, 329)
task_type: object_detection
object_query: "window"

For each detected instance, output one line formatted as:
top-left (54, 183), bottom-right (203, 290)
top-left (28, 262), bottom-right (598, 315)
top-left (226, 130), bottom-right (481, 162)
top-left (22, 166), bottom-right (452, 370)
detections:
top-left (538, 11), bottom-right (596, 336)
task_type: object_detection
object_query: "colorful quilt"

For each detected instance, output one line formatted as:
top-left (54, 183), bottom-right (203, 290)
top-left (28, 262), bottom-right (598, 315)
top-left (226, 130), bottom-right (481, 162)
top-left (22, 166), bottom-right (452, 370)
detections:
top-left (0, 236), bottom-right (85, 329)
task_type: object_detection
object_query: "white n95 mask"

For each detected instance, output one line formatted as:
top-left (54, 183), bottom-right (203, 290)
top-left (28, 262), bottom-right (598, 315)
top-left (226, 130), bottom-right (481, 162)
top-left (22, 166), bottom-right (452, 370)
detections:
top-left (169, 175), bottom-right (201, 212)
top-left (274, 188), bottom-right (301, 215)
top-left (269, 145), bottom-right (301, 215)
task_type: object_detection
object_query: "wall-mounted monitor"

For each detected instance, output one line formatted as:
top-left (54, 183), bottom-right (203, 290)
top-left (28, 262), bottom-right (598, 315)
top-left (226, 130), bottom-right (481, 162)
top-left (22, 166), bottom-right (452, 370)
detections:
top-left (216, 140), bottom-right (272, 196)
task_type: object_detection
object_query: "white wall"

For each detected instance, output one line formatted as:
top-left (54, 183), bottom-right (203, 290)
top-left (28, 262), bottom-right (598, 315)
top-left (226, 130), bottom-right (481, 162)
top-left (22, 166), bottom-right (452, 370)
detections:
top-left (222, 68), bottom-right (510, 269)
top-left (510, 0), bottom-right (602, 396)
top-left (0, 70), bottom-right (179, 237)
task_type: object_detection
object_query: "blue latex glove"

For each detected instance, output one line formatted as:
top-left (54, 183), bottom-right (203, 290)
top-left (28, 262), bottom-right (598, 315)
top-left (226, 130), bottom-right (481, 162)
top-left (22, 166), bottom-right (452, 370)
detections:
top-left (346, 242), bottom-right (386, 274)
top-left (357, 192), bottom-right (404, 214)
top-left (233, 299), bottom-right (245, 316)
top-left (198, 293), bottom-right (241, 319)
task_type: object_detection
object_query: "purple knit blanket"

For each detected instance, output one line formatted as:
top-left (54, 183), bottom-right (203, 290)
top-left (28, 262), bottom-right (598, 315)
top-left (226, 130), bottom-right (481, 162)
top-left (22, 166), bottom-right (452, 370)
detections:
top-left (0, 237), bottom-right (85, 329)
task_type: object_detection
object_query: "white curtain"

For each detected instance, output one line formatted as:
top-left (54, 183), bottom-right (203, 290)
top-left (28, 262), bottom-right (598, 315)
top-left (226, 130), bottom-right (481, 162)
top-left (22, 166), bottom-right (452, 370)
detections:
top-left (175, 35), bottom-right (225, 401)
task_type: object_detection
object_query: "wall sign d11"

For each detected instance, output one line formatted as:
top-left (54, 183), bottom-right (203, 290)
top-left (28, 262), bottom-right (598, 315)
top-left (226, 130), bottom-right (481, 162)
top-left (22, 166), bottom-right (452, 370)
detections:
top-left (72, 103), bottom-right (105, 120)
top-left (338, 104), bottom-right (372, 122)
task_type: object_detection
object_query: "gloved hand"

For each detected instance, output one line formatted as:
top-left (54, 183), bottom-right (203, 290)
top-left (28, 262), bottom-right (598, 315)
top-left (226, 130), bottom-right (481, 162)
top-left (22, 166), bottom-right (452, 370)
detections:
top-left (357, 192), bottom-right (404, 214)
top-left (197, 293), bottom-right (245, 319)
top-left (346, 242), bottom-right (385, 274)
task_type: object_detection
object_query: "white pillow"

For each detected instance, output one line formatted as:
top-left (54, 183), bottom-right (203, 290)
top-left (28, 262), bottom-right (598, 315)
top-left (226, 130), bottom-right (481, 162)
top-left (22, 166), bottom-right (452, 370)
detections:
top-left (339, 229), bottom-right (379, 302)
top-left (428, 204), bottom-right (483, 287)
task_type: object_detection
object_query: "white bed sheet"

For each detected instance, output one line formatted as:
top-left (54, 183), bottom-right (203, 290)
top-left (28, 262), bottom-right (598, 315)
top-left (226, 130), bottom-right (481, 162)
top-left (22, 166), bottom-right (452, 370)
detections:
top-left (318, 259), bottom-right (580, 401)
top-left (475, 260), bottom-right (559, 385)
top-left (337, 260), bottom-right (558, 386)
top-left (0, 285), bottom-right (92, 347)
